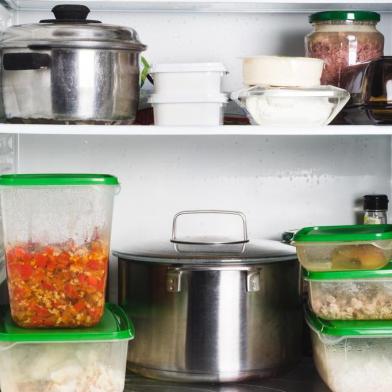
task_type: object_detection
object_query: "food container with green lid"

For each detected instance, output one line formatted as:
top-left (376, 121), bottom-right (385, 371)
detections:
top-left (293, 224), bottom-right (392, 272)
top-left (0, 303), bottom-right (134, 392)
top-left (306, 307), bottom-right (392, 392)
top-left (0, 173), bottom-right (120, 328)
top-left (304, 265), bottom-right (392, 320)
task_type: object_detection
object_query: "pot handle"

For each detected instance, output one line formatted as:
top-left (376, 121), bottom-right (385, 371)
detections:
top-left (171, 210), bottom-right (249, 245)
top-left (3, 53), bottom-right (51, 71)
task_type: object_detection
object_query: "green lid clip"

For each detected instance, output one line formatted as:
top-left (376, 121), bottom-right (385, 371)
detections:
top-left (293, 224), bottom-right (392, 243)
top-left (303, 262), bottom-right (392, 281)
top-left (0, 174), bottom-right (119, 186)
top-left (0, 303), bottom-right (134, 343)
top-left (305, 307), bottom-right (392, 339)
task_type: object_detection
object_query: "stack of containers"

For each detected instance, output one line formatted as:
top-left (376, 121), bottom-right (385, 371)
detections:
top-left (231, 56), bottom-right (350, 126)
top-left (0, 174), bottom-right (134, 392)
top-left (294, 224), bottom-right (392, 392)
top-left (148, 63), bottom-right (228, 126)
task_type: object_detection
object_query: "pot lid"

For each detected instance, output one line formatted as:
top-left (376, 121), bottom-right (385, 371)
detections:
top-left (114, 209), bottom-right (296, 265)
top-left (0, 5), bottom-right (146, 51)
top-left (114, 239), bottom-right (296, 265)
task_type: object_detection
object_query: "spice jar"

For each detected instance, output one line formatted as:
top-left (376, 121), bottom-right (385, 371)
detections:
top-left (305, 11), bottom-right (384, 87)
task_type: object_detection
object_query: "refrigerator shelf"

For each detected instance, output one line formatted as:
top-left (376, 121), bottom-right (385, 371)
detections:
top-left (0, 124), bottom-right (391, 136)
top-left (4, 0), bottom-right (392, 13)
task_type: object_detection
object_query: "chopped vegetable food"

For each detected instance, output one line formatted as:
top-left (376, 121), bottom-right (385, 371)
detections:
top-left (6, 239), bottom-right (109, 328)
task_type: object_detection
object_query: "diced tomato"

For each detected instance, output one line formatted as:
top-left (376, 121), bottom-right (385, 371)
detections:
top-left (41, 280), bottom-right (54, 290)
top-left (64, 283), bottom-right (79, 299)
top-left (18, 264), bottom-right (34, 279)
top-left (74, 301), bottom-right (85, 312)
top-left (86, 260), bottom-right (102, 270)
top-left (35, 253), bottom-right (47, 268)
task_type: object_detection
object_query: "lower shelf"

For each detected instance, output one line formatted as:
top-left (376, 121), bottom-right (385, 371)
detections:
top-left (124, 359), bottom-right (331, 392)
top-left (0, 123), bottom-right (392, 136)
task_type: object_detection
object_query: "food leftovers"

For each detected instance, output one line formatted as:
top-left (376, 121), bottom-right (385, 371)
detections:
top-left (6, 238), bottom-right (108, 327)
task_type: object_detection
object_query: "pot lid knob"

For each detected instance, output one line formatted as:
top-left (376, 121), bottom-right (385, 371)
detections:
top-left (40, 4), bottom-right (101, 23)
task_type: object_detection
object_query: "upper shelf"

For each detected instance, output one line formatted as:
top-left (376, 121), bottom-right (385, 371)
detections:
top-left (1, 124), bottom-right (392, 136)
top-left (5, 0), bottom-right (392, 13)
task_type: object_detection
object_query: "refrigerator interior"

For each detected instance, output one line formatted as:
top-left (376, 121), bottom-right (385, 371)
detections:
top-left (0, 3), bottom-right (389, 391)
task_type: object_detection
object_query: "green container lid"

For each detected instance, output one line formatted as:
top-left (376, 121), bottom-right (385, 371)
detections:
top-left (0, 174), bottom-right (119, 186)
top-left (309, 11), bottom-right (380, 23)
top-left (304, 262), bottom-right (392, 280)
top-left (0, 304), bottom-right (134, 343)
top-left (306, 307), bottom-right (392, 337)
top-left (294, 224), bottom-right (392, 243)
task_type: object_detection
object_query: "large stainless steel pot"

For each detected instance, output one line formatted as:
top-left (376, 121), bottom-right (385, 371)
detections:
top-left (0, 5), bottom-right (146, 124)
top-left (115, 211), bottom-right (302, 383)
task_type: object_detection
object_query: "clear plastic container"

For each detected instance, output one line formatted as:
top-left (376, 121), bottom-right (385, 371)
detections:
top-left (0, 304), bottom-right (134, 392)
top-left (0, 174), bottom-right (119, 328)
top-left (231, 85), bottom-right (349, 126)
top-left (294, 225), bottom-right (392, 272)
top-left (306, 11), bottom-right (384, 87)
top-left (150, 63), bottom-right (227, 95)
top-left (305, 266), bottom-right (392, 320)
top-left (306, 309), bottom-right (392, 392)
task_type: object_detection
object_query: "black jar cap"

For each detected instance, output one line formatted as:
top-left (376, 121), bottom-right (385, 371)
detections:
top-left (364, 194), bottom-right (389, 210)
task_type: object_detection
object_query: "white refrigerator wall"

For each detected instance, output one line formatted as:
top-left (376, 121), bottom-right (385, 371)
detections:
top-left (19, 135), bottom-right (391, 245)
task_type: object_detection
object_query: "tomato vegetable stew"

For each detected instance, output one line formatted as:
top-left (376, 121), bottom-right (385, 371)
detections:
top-left (6, 238), bottom-right (108, 328)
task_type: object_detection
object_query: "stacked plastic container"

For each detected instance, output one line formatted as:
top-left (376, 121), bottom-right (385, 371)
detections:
top-left (148, 63), bottom-right (228, 126)
top-left (294, 224), bottom-right (392, 392)
top-left (0, 174), bottom-right (134, 392)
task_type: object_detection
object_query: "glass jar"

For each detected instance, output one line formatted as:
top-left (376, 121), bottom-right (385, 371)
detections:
top-left (305, 11), bottom-right (384, 87)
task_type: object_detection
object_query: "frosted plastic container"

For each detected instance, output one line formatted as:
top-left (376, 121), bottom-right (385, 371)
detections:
top-left (0, 304), bottom-right (134, 392)
top-left (294, 225), bottom-right (392, 272)
top-left (304, 266), bottom-right (392, 320)
top-left (149, 94), bottom-right (227, 126)
top-left (231, 85), bottom-right (350, 126)
top-left (0, 174), bottom-right (119, 328)
top-left (151, 63), bottom-right (227, 95)
top-left (306, 309), bottom-right (392, 392)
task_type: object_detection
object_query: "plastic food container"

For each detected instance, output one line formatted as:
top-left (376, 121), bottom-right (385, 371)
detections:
top-left (306, 308), bottom-right (392, 392)
top-left (242, 56), bottom-right (324, 87)
top-left (149, 94), bottom-right (227, 126)
top-left (0, 173), bottom-right (119, 328)
top-left (0, 303), bottom-right (134, 392)
top-left (306, 11), bottom-right (384, 87)
top-left (293, 225), bottom-right (392, 272)
top-left (304, 265), bottom-right (392, 320)
top-left (231, 85), bottom-right (349, 126)
top-left (150, 63), bottom-right (227, 95)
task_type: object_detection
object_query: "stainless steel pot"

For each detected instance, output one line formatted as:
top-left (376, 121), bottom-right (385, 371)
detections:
top-left (0, 5), bottom-right (146, 124)
top-left (115, 211), bottom-right (302, 383)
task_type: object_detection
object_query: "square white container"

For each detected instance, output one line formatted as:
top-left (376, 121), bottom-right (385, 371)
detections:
top-left (149, 94), bottom-right (227, 126)
top-left (150, 63), bottom-right (227, 95)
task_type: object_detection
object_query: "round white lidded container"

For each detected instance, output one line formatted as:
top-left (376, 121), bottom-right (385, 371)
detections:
top-left (150, 63), bottom-right (227, 95)
top-left (243, 56), bottom-right (324, 87)
top-left (149, 94), bottom-right (228, 126)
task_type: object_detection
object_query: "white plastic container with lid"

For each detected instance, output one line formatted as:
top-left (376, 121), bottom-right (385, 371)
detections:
top-left (150, 63), bottom-right (227, 95)
top-left (306, 308), bottom-right (392, 392)
top-left (149, 94), bottom-right (227, 126)
top-left (0, 304), bottom-right (134, 392)
top-left (242, 56), bottom-right (324, 87)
